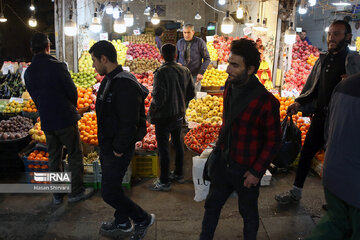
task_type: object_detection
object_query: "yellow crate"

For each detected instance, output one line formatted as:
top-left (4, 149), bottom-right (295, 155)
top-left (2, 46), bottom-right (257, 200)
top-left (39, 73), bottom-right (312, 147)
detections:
top-left (131, 153), bottom-right (158, 178)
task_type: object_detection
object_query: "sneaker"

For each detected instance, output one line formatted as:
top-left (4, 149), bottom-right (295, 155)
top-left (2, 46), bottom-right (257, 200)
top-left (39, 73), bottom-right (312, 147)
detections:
top-left (68, 187), bottom-right (95, 203)
top-left (150, 179), bottom-right (171, 192)
top-left (99, 220), bottom-right (133, 238)
top-left (169, 171), bottom-right (185, 184)
top-left (130, 214), bottom-right (155, 240)
top-left (275, 190), bottom-right (301, 204)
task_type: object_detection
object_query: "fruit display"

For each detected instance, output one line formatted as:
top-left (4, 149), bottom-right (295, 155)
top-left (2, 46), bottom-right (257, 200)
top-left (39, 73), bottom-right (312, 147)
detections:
top-left (186, 95), bottom-right (223, 124)
top-left (126, 43), bottom-right (161, 62)
top-left (123, 34), bottom-right (155, 45)
top-left (78, 112), bottom-right (98, 145)
top-left (201, 68), bottom-right (228, 87)
top-left (356, 37), bottom-right (360, 51)
top-left (0, 116), bottom-right (33, 141)
top-left (83, 151), bottom-right (99, 164)
top-left (207, 41), bottom-right (219, 61)
top-left (134, 72), bottom-right (154, 90)
top-left (77, 87), bottom-right (96, 110)
top-left (0, 100), bottom-right (7, 112)
top-left (257, 60), bottom-right (273, 90)
top-left (283, 35), bottom-right (319, 93)
top-left (78, 51), bottom-right (95, 73)
top-left (136, 122), bottom-right (157, 151)
top-left (0, 72), bottom-right (27, 99)
top-left (28, 119), bottom-right (46, 144)
top-left (184, 123), bottom-right (221, 154)
top-left (2, 101), bottom-right (24, 113)
top-left (124, 59), bottom-right (161, 74)
top-left (27, 149), bottom-right (49, 162)
top-left (71, 71), bottom-right (97, 88)
top-left (212, 35), bottom-right (235, 63)
top-left (22, 99), bottom-right (37, 112)
top-left (111, 39), bottom-right (128, 65)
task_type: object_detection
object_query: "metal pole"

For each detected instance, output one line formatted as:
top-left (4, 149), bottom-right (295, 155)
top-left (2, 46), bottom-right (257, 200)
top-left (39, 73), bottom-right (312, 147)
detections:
top-left (62, 0), bottom-right (66, 62)
top-left (54, 0), bottom-right (60, 59)
top-left (73, 0), bottom-right (78, 73)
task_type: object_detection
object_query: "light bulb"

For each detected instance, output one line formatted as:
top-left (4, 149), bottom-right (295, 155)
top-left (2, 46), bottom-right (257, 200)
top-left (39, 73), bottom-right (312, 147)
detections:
top-left (90, 15), bottom-right (102, 33)
top-left (28, 16), bottom-right (37, 27)
top-left (221, 11), bottom-right (233, 34)
top-left (284, 23), bottom-right (296, 45)
top-left (151, 13), bottom-right (160, 25)
top-left (195, 12), bottom-right (201, 20)
top-left (113, 5), bottom-right (120, 19)
top-left (114, 19), bottom-right (126, 33)
top-left (298, 6), bottom-right (308, 14)
top-left (30, 4), bottom-right (35, 11)
top-left (144, 6), bottom-right (151, 15)
top-left (218, 0), bottom-right (226, 5)
top-left (105, 2), bottom-right (113, 15)
top-left (308, 0), bottom-right (317, 7)
top-left (325, 26), bottom-right (329, 32)
top-left (236, 6), bottom-right (244, 19)
top-left (332, 1), bottom-right (351, 6)
top-left (124, 10), bottom-right (134, 27)
top-left (0, 13), bottom-right (7, 23)
top-left (64, 19), bottom-right (77, 36)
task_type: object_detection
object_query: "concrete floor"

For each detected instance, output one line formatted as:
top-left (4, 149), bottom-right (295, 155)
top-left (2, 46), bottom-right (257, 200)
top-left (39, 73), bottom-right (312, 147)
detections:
top-left (0, 148), bottom-right (326, 240)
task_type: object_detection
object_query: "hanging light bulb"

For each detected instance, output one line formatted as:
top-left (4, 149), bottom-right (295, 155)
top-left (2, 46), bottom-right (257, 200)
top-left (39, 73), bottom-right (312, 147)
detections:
top-left (105, 1), bottom-right (114, 15)
top-left (332, 0), bottom-right (351, 6)
top-left (114, 18), bottom-right (126, 33)
top-left (113, 4), bottom-right (120, 19)
top-left (124, 7), bottom-right (134, 27)
top-left (245, 16), bottom-right (254, 27)
top-left (90, 9), bottom-right (102, 33)
top-left (221, 11), bottom-right (233, 34)
top-left (195, 12), bottom-right (201, 20)
top-left (218, 0), bottom-right (226, 5)
top-left (284, 22), bottom-right (296, 44)
top-left (30, 0), bottom-right (35, 11)
top-left (298, 0), bottom-right (308, 14)
top-left (308, 0), bottom-right (317, 7)
top-left (151, 12), bottom-right (160, 25)
top-left (144, 6), bottom-right (151, 15)
top-left (325, 26), bottom-right (329, 32)
top-left (0, 13), bottom-right (7, 23)
top-left (64, 10), bottom-right (77, 36)
top-left (236, 2), bottom-right (244, 19)
top-left (28, 16), bottom-right (37, 27)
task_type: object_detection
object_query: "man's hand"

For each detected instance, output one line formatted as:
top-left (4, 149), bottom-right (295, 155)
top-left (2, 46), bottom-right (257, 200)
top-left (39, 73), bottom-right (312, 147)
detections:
top-left (341, 74), bottom-right (348, 80)
top-left (286, 102), bottom-right (301, 115)
top-left (113, 151), bottom-right (123, 158)
top-left (243, 171), bottom-right (260, 188)
top-left (196, 74), bottom-right (203, 83)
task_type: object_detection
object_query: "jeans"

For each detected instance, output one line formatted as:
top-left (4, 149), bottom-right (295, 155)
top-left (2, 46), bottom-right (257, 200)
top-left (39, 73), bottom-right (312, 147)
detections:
top-left (44, 124), bottom-right (84, 198)
top-left (155, 118), bottom-right (184, 184)
top-left (294, 111), bottom-right (325, 188)
top-left (99, 145), bottom-right (148, 224)
top-left (200, 161), bottom-right (260, 240)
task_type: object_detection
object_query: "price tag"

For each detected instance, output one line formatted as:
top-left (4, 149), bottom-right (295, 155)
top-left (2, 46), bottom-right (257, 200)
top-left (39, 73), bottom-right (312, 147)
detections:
top-left (243, 27), bottom-right (252, 36)
top-left (133, 29), bottom-right (141, 35)
top-left (206, 36), bottom-right (214, 42)
top-left (126, 55), bottom-right (133, 61)
top-left (196, 91), bottom-right (207, 99)
top-left (217, 64), bottom-right (228, 71)
top-left (99, 32), bottom-right (108, 41)
top-left (123, 42), bottom-right (130, 46)
top-left (9, 97), bottom-right (24, 103)
top-left (123, 67), bottom-right (130, 72)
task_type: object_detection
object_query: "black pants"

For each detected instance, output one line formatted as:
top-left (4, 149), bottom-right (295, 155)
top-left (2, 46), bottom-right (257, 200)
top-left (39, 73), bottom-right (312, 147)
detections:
top-left (100, 145), bottom-right (148, 224)
top-left (155, 118), bottom-right (184, 184)
top-left (44, 124), bottom-right (84, 198)
top-left (294, 111), bottom-right (325, 188)
top-left (200, 161), bottom-right (260, 240)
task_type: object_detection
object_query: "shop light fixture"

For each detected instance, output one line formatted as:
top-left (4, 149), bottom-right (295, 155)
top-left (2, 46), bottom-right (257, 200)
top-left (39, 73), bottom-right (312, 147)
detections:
top-left (113, 4), bottom-right (121, 19)
top-left (221, 11), bottom-right (233, 34)
top-left (144, 6), bottom-right (151, 15)
top-left (236, 1), bottom-right (244, 19)
top-left (308, 0), bottom-right (317, 7)
top-left (124, 7), bottom-right (134, 27)
top-left (298, 6), bottom-right (308, 14)
top-left (64, 10), bottom-right (77, 36)
top-left (332, 1), bottom-right (351, 6)
top-left (105, 1), bottom-right (113, 15)
top-left (195, 12), bottom-right (201, 20)
top-left (151, 12), bottom-right (160, 25)
top-left (218, 0), bottom-right (226, 6)
top-left (284, 22), bottom-right (296, 44)
top-left (28, 15), bottom-right (37, 27)
top-left (30, 0), bottom-right (35, 11)
top-left (245, 16), bottom-right (254, 27)
top-left (90, 9), bottom-right (102, 33)
top-left (0, 0), bottom-right (6, 23)
top-left (114, 18), bottom-right (126, 33)
top-left (325, 26), bottom-right (329, 32)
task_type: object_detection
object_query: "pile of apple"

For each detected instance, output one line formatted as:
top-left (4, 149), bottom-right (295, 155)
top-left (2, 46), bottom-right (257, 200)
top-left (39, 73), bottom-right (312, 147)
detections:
top-left (71, 71), bottom-right (97, 88)
top-left (212, 35), bottom-right (239, 63)
top-left (134, 72), bottom-right (154, 90)
top-left (123, 34), bottom-right (155, 45)
top-left (135, 121), bottom-right (157, 151)
top-left (186, 95), bottom-right (223, 124)
top-left (29, 118), bottom-right (46, 144)
top-left (201, 68), bottom-right (228, 87)
top-left (283, 35), bottom-right (319, 92)
top-left (124, 59), bottom-right (161, 74)
top-left (184, 123), bottom-right (221, 154)
top-left (206, 41), bottom-right (218, 61)
top-left (110, 40), bottom-right (127, 66)
top-left (126, 43), bottom-right (161, 62)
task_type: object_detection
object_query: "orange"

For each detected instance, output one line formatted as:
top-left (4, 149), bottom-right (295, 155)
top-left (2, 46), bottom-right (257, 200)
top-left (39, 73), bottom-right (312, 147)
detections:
top-left (78, 104), bottom-right (84, 109)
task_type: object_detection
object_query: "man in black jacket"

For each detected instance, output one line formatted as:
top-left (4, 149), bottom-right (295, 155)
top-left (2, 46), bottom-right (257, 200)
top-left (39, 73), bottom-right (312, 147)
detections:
top-left (90, 41), bottom-right (154, 240)
top-left (149, 43), bottom-right (195, 191)
top-left (25, 33), bottom-right (94, 205)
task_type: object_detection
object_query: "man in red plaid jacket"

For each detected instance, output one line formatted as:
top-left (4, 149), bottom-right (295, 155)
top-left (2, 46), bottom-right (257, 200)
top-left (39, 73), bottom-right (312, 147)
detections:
top-left (200, 39), bottom-right (282, 240)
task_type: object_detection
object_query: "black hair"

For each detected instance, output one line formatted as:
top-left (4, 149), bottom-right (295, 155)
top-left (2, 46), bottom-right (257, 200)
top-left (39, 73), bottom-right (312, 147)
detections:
top-left (161, 43), bottom-right (176, 62)
top-left (331, 20), bottom-right (352, 35)
top-left (155, 27), bottom-right (164, 36)
top-left (31, 33), bottom-right (49, 54)
top-left (89, 40), bottom-right (117, 63)
top-left (301, 30), bottom-right (307, 33)
top-left (230, 39), bottom-right (261, 73)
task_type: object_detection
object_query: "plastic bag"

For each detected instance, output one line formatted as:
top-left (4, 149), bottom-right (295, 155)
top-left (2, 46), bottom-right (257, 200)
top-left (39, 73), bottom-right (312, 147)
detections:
top-left (193, 156), bottom-right (210, 202)
top-left (273, 115), bottom-right (302, 168)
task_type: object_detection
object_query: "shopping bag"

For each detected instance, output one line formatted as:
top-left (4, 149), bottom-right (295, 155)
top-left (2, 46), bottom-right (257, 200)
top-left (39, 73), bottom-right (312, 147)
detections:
top-left (193, 156), bottom-right (210, 202)
top-left (273, 115), bottom-right (302, 168)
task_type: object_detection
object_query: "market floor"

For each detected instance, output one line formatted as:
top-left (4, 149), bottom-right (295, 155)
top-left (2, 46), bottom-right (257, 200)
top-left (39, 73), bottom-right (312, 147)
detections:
top-left (0, 149), bottom-right (326, 240)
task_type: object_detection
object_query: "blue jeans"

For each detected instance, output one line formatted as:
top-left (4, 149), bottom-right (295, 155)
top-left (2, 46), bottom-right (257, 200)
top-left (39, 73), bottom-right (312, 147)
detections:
top-left (155, 118), bottom-right (184, 184)
top-left (200, 161), bottom-right (260, 240)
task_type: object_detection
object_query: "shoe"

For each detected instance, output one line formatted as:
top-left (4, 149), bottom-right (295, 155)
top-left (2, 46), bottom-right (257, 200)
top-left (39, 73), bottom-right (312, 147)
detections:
top-left (275, 190), bottom-right (301, 204)
top-left (68, 187), bottom-right (95, 203)
top-left (99, 220), bottom-right (133, 238)
top-left (53, 195), bottom-right (63, 205)
top-left (130, 214), bottom-right (155, 240)
top-left (322, 204), bottom-right (328, 211)
top-left (150, 179), bottom-right (171, 192)
top-left (169, 171), bottom-right (185, 184)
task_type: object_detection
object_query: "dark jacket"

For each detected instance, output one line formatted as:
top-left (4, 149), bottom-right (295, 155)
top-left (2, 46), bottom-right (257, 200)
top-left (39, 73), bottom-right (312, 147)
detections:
top-left (24, 54), bottom-right (80, 131)
top-left (176, 36), bottom-right (211, 76)
top-left (96, 66), bottom-right (149, 154)
top-left (149, 61), bottom-right (195, 124)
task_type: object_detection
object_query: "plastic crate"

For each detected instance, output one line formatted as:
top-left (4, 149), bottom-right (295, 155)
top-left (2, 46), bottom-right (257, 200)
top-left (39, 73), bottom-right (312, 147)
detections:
top-left (131, 152), bottom-right (158, 178)
top-left (22, 146), bottom-right (49, 172)
top-left (96, 162), bottom-right (132, 189)
top-left (63, 160), bottom-right (99, 189)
